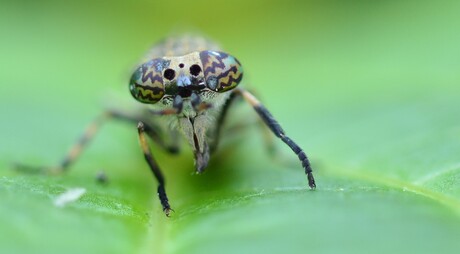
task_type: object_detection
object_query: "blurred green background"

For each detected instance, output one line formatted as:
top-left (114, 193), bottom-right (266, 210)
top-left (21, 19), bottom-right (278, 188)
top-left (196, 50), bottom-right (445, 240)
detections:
top-left (1, 0), bottom-right (460, 254)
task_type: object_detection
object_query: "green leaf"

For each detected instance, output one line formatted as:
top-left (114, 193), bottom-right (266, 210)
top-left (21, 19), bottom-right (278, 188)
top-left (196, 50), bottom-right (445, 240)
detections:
top-left (1, 1), bottom-right (459, 254)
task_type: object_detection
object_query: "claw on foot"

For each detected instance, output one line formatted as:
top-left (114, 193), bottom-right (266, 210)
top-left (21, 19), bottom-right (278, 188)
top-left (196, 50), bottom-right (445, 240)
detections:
top-left (163, 207), bottom-right (174, 217)
top-left (307, 172), bottom-right (316, 190)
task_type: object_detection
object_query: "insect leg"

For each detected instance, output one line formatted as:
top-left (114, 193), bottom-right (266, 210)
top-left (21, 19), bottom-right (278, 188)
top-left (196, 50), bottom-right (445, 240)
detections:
top-left (209, 91), bottom-right (240, 153)
top-left (234, 88), bottom-right (316, 189)
top-left (15, 110), bottom-right (178, 174)
top-left (109, 110), bottom-right (180, 154)
top-left (137, 121), bottom-right (172, 216)
top-left (14, 112), bottom-right (112, 174)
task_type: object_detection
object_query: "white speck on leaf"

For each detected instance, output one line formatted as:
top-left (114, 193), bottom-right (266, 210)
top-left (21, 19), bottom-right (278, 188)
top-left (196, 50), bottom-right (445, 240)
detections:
top-left (53, 188), bottom-right (86, 208)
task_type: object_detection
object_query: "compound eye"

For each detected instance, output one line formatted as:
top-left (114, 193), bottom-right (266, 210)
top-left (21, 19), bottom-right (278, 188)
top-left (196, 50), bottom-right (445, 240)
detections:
top-left (199, 51), bottom-right (243, 92)
top-left (163, 68), bottom-right (175, 80)
top-left (129, 59), bottom-right (165, 104)
top-left (189, 64), bottom-right (202, 76)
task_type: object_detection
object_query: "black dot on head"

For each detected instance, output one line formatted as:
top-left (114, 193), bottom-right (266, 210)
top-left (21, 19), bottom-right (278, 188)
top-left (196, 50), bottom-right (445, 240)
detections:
top-left (179, 63), bottom-right (184, 68)
top-left (189, 64), bottom-right (202, 76)
top-left (164, 69), bottom-right (175, 80)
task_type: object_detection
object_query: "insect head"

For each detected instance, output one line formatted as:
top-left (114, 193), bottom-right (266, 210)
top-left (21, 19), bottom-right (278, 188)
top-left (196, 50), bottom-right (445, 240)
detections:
top-left (129, 51), bottom-right (243, 104)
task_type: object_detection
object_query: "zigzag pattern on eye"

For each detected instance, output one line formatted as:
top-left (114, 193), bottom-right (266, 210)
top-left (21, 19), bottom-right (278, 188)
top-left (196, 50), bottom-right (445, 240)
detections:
top-left (134, 84), bottom-right (164, 101)
top-left (141, 69), bottom-right (163, 84)
top-left (204, 59), bottom-right (226, 75)
top-left (200, 52), bottom-right (227, 75)
top-left (218, 66), bottom-right (243, 88)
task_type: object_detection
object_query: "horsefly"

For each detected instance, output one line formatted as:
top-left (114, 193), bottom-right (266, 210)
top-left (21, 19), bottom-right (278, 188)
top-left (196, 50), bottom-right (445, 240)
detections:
top-left (16, 35), bottom-right (316, 216)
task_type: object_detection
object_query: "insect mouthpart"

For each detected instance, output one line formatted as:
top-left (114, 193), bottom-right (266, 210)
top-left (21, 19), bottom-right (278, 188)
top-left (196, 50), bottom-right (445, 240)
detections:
top-left (178, 88), bottom-right (193, 97)
top-left (177, 83), bottom-right (207, 98)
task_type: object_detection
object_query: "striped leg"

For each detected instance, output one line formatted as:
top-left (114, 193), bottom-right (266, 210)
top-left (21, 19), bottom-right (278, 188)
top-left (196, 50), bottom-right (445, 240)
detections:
top-left (234, 88), bottom-right (316, 189)
top-left (14, 112), bottom-right (111, 174)
top-left (137, 122), bottom-right (172, 216)
top-left (15, 110), bottom-right (178, 174)
top-left (210, 91), bottom-right (276, 156)
top-left (110, 110), bottom-right (180, 154)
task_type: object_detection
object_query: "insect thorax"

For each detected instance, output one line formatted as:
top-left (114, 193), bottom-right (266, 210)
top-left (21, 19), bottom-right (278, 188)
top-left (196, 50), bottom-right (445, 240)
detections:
top-left (143, 35), bottom-right (221, 60)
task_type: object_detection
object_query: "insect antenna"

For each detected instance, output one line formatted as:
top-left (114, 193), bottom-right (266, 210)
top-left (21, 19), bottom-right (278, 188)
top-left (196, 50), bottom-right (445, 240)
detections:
top-left (149, 95), bottom-right (184, 115)
top-left (190, 93), bottom-right (212, 112)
